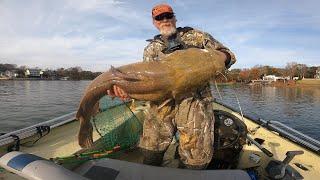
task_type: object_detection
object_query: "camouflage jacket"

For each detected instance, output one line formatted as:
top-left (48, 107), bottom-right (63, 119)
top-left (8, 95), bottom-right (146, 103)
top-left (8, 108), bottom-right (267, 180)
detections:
top-left (143, 27), bottom-right (236, 69)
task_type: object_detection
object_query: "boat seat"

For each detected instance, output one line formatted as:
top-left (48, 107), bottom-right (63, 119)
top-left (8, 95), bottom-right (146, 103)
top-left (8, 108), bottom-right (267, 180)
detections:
top-left (75, 158), bottom-right (251, 180)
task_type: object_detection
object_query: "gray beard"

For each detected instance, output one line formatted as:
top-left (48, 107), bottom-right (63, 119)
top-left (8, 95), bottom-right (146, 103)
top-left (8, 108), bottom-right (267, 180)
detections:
top-left (160, 27), bottom-right (177, 37)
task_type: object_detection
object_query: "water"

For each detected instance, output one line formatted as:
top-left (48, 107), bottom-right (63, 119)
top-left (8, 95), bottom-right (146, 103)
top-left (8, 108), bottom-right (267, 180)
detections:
top-left (211, 84), bottom-right (320, 140)
top-left (0, 81), bottom-right (319, 140)
top-left (0, 80), bottom-right (90, 132)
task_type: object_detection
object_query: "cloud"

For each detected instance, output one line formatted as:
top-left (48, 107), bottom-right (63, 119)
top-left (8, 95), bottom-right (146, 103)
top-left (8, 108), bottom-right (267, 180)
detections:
top-left (0, 0), bottom-right (319, 72)
top-left (232, 45), bottom-right (319, 69)
top-left (0, 35), bottom-right (147, 72)
top-left (0, 0), bottom-right (152, 71)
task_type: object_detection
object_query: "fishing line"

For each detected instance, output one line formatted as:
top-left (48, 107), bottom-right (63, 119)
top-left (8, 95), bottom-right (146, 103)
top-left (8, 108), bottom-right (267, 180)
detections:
top-left (210, 71), bottom-right (226, 100)
top-left (214, 71), bottom-right (245, 122)
top-left (213, 80), bottom-right (222, 100)
top-left (234, 89), bottom-right (245, 122)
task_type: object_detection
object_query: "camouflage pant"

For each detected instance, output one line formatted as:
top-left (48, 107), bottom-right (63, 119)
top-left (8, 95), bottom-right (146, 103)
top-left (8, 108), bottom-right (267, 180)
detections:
top-left (138, 97), bottom-right (215, 168)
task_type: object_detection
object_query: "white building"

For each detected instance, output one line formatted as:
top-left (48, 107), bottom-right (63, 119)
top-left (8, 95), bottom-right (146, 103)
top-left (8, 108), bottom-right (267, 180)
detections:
top-left (263, 75), bottom-right (277, 82)
top-left (25, 69), bottom-right (43, 78)
top-left (263, 75), bottom-right (290, 82)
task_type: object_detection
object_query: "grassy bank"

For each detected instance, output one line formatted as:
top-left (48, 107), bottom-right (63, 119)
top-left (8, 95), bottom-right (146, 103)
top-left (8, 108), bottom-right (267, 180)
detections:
top-left (297, 79), bottom-right (320, 86)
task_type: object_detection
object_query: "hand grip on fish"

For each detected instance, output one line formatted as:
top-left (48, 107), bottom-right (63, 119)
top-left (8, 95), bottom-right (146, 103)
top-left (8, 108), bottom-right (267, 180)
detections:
top-left (76, 48), bottom-right (227, 148)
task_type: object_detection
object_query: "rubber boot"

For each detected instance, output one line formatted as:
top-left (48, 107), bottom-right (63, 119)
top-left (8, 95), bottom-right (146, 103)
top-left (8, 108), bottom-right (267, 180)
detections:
top-left (178, 160), bottom-right (207, 170)
top-left (140, 149), bottom-right (165, 166)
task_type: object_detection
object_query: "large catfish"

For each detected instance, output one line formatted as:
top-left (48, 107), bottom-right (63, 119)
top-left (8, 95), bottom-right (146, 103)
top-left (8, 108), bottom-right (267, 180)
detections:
top-left (77, 48), bottom-right (226, 148)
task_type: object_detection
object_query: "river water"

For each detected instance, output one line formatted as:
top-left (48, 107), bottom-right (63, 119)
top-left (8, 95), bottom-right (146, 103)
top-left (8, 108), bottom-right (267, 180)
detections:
top-left (211, 84), bottom-right (320, 140)
top-left (0, 80), bottom-right (90, 132)
top-left (0, 81), bottom-right (319, 140)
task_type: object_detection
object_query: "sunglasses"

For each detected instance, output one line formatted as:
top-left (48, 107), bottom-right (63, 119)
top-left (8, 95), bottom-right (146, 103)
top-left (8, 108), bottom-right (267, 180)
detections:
top-left (154, 13), bottom-right (174, 21)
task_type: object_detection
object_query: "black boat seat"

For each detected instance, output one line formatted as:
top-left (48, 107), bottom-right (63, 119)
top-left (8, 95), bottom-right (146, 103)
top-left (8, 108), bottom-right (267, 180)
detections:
top-left (75, 158), bottom-right (251, 180)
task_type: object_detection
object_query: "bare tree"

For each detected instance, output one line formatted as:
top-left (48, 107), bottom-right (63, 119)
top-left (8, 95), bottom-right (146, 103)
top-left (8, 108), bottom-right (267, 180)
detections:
top-left (296, 64), bottom-right (307, 79)
top-left (285, 62), bottom-right (298, 79)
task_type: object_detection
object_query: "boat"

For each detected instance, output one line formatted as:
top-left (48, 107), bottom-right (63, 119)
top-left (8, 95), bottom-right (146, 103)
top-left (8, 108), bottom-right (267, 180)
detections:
top-left (0, 96), bottom-right (319, 180)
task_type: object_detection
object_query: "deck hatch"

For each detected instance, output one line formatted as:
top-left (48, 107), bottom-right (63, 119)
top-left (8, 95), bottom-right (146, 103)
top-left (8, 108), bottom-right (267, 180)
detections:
top-left (7, 153), bottom-right (44, 171)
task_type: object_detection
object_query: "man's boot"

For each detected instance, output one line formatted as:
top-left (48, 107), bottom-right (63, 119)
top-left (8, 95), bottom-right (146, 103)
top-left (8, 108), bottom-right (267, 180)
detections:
top-left (178, 160), bottom-right (207, 169)
top-left (140, 149), bottom-right (165, 166)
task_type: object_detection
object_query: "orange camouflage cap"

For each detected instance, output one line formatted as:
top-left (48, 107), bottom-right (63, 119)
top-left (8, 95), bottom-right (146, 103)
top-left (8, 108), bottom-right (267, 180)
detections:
top-left (152, 4), bottom-right (174, 18)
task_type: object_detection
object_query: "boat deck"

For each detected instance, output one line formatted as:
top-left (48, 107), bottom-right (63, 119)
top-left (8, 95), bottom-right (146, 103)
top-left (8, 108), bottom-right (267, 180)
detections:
top-left (0, 102), bottom-right (319, 179)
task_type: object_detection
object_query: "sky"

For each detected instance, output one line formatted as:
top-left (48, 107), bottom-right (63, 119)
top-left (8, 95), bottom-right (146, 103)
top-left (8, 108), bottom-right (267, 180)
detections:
top-left (0, 0), bottom-right (319, 72)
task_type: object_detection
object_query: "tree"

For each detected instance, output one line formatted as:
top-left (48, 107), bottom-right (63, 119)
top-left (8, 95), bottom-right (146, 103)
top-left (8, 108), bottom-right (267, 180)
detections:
top-left (67, 67), bottom-right (81, 80)
top-left (305, 66), bottom-right (318, 78)
top-left (19, 65), bottom-right (27, 70)
top-left (270, 67), bottom-right (282, 76)
top-left (15, 69), bottom-right (25, 78)
top-left (262, 66), bottom-right (273, 75)
top-left (239, 69), bottom-right (250, 83)
top-left (56, 68), bottom-right (66, 78)
top-left (285, 62), bottom-right (298, 79)
top-left (249, 67), bottom-right (261, 80)
top-left (0, 64), bottom-right (17, 72)
top-left (296, 64), bottom-right (307, 79)
top-left (228, 69), bottom-right (241, 82)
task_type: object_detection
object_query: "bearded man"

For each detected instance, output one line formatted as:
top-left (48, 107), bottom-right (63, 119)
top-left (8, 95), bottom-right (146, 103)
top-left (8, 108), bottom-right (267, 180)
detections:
top-left (108, 4), bottom-right (236, 169)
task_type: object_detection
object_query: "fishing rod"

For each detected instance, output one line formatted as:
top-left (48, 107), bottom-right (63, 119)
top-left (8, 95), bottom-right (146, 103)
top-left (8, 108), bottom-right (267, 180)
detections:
top-left (246, 135), bottom-right (273, 157)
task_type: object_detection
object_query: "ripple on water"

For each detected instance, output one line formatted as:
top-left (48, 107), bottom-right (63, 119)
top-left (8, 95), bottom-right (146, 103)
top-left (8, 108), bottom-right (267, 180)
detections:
top-left (213, 84), bottom-right (320, 140)
top-left (0, 80), bottom-right (90, 133)
top-left (1, 81), bottom-right (319, 140)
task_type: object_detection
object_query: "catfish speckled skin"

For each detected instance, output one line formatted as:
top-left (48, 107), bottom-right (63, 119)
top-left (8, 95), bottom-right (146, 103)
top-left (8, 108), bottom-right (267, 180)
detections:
top-left (76, 48), bottom-right (226, 148)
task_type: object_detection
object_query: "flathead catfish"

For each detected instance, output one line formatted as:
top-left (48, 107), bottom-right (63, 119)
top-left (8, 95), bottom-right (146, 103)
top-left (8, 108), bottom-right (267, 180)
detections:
top-left (77, 48), bottom-right (226, 148)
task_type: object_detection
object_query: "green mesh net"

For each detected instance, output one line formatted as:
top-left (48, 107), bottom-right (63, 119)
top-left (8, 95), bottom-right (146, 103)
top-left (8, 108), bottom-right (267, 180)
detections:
top-left (53, 96), bottom-right (143, 167)
top-left (92, 96), bottom-right (143, 150)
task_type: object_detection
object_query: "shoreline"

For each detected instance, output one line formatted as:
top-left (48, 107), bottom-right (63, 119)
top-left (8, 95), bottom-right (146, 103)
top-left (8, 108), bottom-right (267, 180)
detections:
top-left (249, 79), bottom-right (320, 88)
top-left (296, 79), bottom-right (320, 86)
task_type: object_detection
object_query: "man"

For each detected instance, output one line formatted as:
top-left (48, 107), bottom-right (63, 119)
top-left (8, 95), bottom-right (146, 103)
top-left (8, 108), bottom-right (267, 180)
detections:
top-left (108, 4), bottom-right (236, 169)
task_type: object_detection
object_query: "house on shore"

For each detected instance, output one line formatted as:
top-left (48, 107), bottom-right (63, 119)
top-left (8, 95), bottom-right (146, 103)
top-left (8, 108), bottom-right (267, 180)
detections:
top-left (262, 75), bottom-right (290, 82)
top-left (251, 75), bottom-right (291, 85)
top-left (25, 69), bottom-right (43, 78)
top-left (0, 70), bottom-right (18, 78)
top-left (315, 67), bottom-right (320, 79)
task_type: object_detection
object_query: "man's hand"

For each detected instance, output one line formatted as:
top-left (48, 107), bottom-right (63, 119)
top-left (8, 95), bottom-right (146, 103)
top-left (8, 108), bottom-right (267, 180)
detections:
top-left (107, 85), bottom-right (130, 100)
